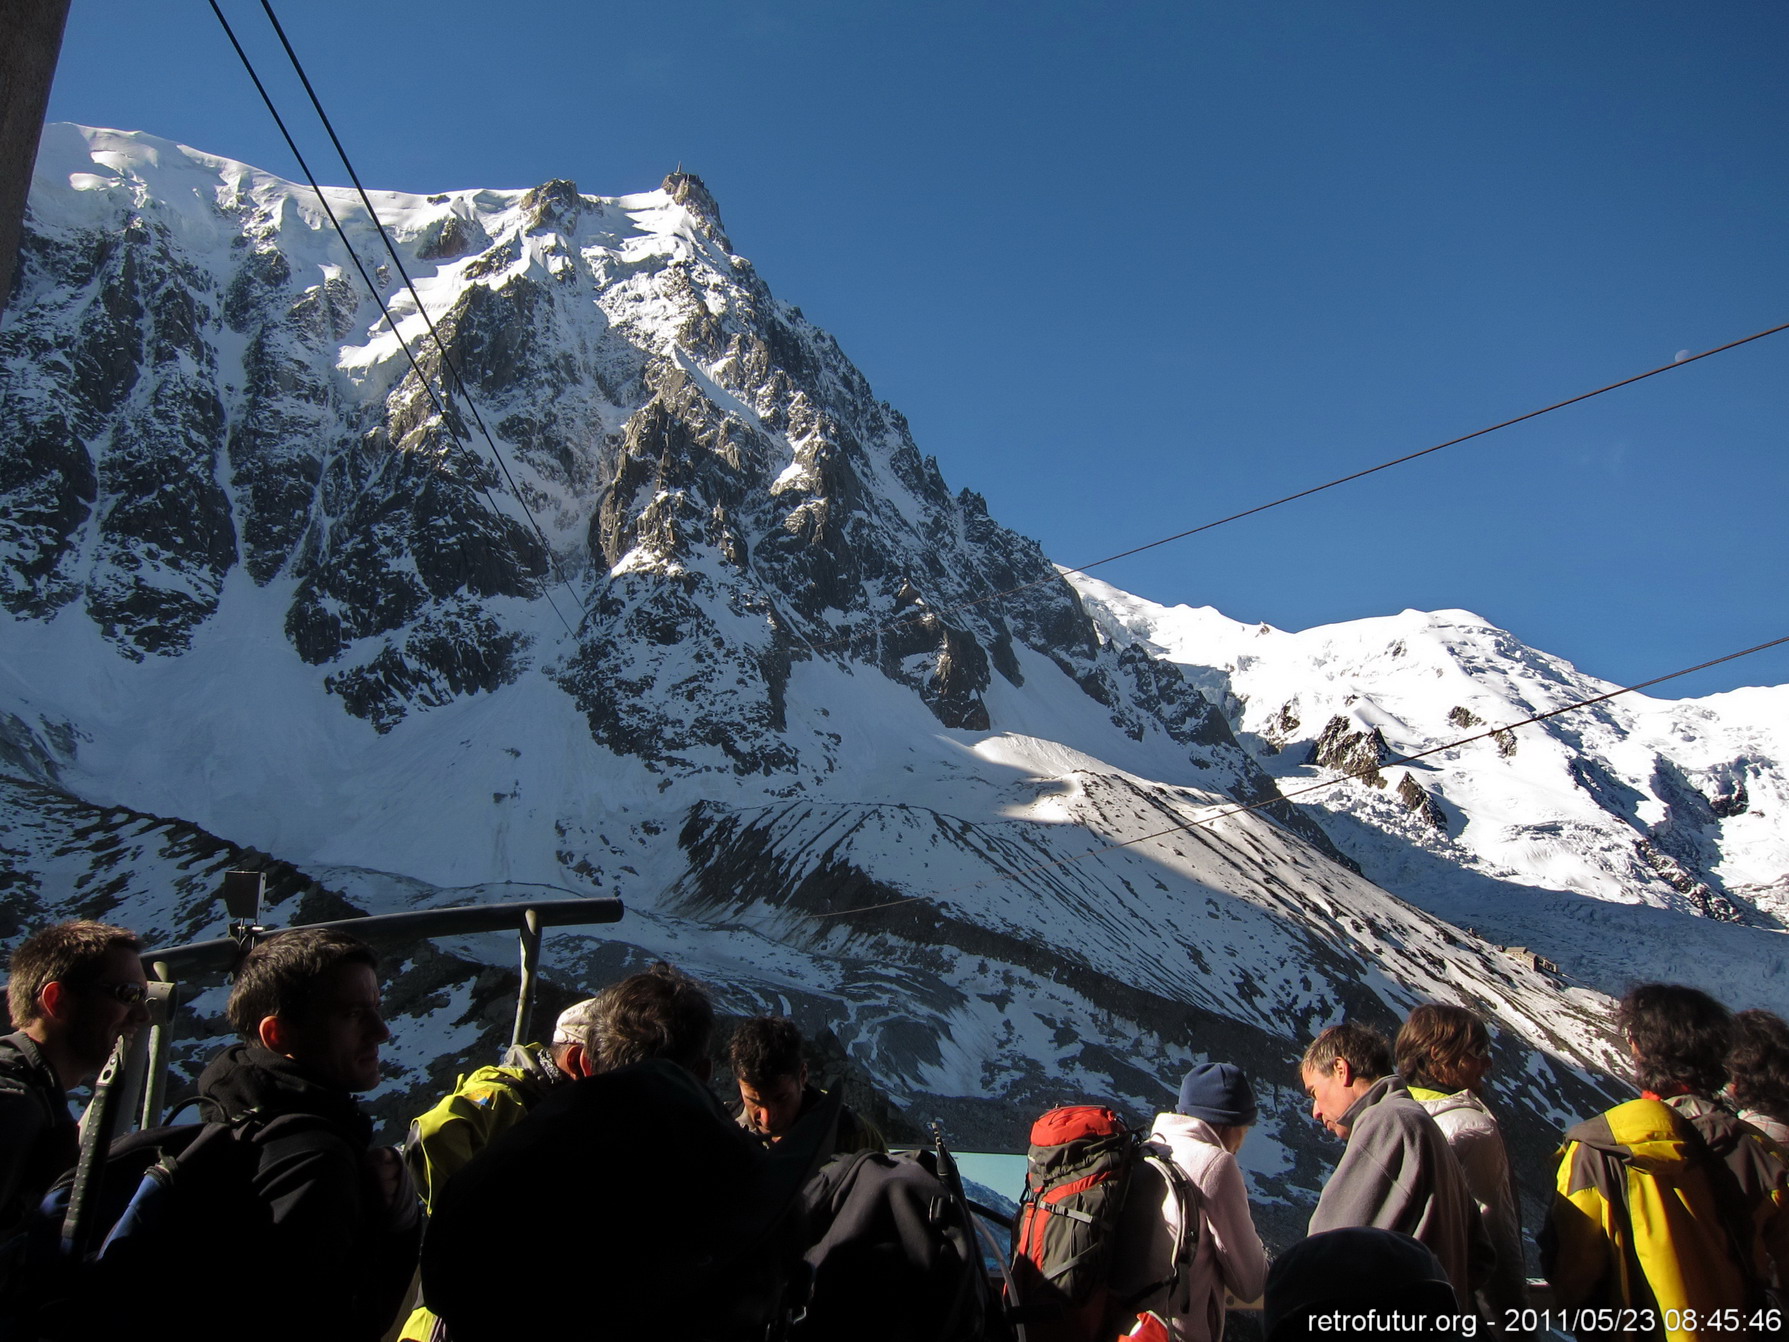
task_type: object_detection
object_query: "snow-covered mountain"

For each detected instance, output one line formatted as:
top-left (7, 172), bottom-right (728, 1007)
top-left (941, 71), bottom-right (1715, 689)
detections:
top-left (2, 125), bottom-right (1779, 1238)
top-left (1071, 579), bottom-right (1789, 1009)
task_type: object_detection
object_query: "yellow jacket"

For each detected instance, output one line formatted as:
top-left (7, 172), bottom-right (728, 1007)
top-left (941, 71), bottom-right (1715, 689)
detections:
top-left (400, 1044), bottom-right (567, 1341)
top-left (1543, 1095), bottom-right (1789, 1341)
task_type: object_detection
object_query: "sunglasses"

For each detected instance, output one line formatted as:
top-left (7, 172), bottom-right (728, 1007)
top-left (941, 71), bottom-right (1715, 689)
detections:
top-left (77, 981), bottom-right (151, 1006)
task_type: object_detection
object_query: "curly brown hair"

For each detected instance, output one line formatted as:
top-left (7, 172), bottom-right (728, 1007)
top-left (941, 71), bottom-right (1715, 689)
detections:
top-left (1729, 1009), bottom-right (1789, 1124)
top-left (1618, 982), bottom-right (1731, 1098)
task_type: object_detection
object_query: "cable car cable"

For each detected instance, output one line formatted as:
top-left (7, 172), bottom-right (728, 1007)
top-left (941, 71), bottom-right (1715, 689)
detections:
top-left (253, 0), bottom-right (587, 624)
top-left (813, 319), bottom-right (1789, 655)
top-left (205, 0), bottom-right (578, 638)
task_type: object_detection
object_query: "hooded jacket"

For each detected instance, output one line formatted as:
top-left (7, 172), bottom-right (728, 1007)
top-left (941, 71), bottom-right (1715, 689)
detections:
top-left (1543, 1094), bottom-right (1789, 1340)
top-left (0, 1031), bottom-right (76, 1239)
top-left (404, 1040), bottom-right (567, 1214)
top-left (1411, 1085), bottom-right (1529, 1326)
top-left (1309, 1075), bottom-right (1490, 1304)
top-left (1738, 1108), bottom-right (1789, 1148)
top-left (196, 1043), bottom-right (420, 1342)
top-left (1109, 1112), bottom-right (1269, 1342)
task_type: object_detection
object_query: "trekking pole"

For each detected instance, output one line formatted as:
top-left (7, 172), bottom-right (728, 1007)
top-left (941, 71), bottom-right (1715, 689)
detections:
top-left (62, 1035), bottom-right (129, 1259)
top-left (931, 1124), bottom-right (1030, 1342)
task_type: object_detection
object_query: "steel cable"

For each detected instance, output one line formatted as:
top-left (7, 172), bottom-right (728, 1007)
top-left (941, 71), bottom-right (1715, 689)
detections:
top-left (207, 0), bottom-right (579, 637)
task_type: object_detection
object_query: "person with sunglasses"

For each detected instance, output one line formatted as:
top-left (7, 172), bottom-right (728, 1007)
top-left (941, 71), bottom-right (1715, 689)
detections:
top-left (0, 918), bottom-right (149, 1238)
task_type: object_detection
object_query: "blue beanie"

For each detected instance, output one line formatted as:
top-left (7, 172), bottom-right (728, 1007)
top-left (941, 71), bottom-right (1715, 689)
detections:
top-left (1176, 1062), bottom-right (1258, 1126)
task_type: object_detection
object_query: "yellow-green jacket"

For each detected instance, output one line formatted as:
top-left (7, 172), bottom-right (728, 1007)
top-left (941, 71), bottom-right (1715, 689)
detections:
top-left (1542, 1094), bottom-right (1789, 1341)
top-left (400, 1043), bottom-right (569, 1340)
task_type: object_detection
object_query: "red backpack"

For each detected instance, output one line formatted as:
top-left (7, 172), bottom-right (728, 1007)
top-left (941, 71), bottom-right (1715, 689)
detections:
top-left (1009, 1106), bottom-right (1201, 1342)
top-left (1008, 1106), bottom-right (1143, 1342)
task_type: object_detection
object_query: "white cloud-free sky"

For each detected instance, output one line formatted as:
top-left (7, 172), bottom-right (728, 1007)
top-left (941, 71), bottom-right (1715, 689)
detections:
top-left (40, 0), bottom-right (1789, 696)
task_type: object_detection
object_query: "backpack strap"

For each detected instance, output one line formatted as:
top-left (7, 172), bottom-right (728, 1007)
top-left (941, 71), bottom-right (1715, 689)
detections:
top-left (1114, 1151), bottom-right (1203, 1312)
top-left (1160, 1154), bottom-right (1203, 1310)
top-left (60, 1039), bottom-right (131, 1259)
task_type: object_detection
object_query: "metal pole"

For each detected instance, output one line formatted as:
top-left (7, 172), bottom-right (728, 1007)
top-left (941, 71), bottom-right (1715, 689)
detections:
top-left (0, 0), bottom-right (71, 321)
top-left (511, 908), bottom-right (542, 1048)
top-left (108, 997), bottom-right (156, 1139)
top-left (144, 895), bottom-right (623, 978)
top-left (138, 968), bottom-right (178, 1131)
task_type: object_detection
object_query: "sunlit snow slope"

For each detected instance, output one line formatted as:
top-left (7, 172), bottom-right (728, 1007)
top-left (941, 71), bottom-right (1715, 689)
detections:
top-left (1071, 576), bottom-right (1789, 1010)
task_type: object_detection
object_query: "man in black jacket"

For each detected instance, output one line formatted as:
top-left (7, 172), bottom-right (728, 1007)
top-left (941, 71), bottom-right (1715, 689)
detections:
top-left (0, 920), bottom-right (148, 1237)
top-left (423, 1057), bottom-right (820, 1342)
top-left (196, 927), bottom-right (420, 1342)
top-left (423, 962), bottom-right (832, 1341)
top-left (729, 1014), bottom-right (885, 1157)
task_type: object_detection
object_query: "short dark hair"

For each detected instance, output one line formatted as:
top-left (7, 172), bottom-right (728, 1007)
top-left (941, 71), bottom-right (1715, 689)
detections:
top-left (1618, 982), bottom-right (1731, 1098)
top-left (591, 962), bottom-right (713, 1076)
top-left (729, 1016), bottom-right (805, 1089)
top-left (8, 920), bottom-right (142, 1029)
top-left (1395, 1004), bottom-right (1491, 1093)
top-left (1301, 1022), bottom-right (1393, 1084)
top-left (1729, 1009), bottom-right (1789, 1124)
top-left (226, 927), bottom-right (377, 1040)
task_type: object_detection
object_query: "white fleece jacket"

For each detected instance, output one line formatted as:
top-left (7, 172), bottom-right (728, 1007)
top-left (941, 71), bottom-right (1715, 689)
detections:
top-left (1109, 1112), bottom-right (1270, 1342)
top-left (1413, 1087), bottom-right (1529, 1327)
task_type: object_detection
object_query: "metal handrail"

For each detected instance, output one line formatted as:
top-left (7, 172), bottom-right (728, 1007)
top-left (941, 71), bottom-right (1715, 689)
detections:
top-left (124, 895), bottom-right (626, 1133)
top-left (142, 896), bottom-right (625, 976)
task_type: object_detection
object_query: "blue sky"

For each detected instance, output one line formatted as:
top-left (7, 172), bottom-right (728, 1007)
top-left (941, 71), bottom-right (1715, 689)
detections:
top-left (43, 0), bottom-right (1788, 696)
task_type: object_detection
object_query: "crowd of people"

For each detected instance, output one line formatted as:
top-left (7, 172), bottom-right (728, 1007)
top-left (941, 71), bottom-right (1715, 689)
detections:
top-left (3, 917), bottom-right (1789, 1341)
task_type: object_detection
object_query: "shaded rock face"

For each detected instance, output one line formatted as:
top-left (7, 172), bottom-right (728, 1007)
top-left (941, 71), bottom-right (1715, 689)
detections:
top-left (1307, 715), bottom-right (1390, 787)
top-left (3, 216), bottom-right (234, 655)
top-left (1397, 771), bottom-right (1448, 832)
top-left (1, 133), bottom-right (1335, 823)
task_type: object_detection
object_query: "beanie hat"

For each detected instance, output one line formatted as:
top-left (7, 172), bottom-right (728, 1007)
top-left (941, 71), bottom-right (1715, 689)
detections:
top-left (1176, 1062), bottom-right (1258, 1126)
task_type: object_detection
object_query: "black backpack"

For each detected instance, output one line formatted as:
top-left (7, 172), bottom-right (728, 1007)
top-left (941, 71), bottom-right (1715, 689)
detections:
top-left (794, 1138), bottom-right (1001, 1342)
top-left (0, 1111), bottom-right (320, 1342)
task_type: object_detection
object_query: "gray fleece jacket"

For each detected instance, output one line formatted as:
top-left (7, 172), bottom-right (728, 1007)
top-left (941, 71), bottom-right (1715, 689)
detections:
top-left (1308, 1075), bottom-right (1491, 1304)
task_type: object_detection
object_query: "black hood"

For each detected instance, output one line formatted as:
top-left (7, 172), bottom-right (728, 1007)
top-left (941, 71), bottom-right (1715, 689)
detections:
top-left (195, 1041), bottom-right (372, 1146)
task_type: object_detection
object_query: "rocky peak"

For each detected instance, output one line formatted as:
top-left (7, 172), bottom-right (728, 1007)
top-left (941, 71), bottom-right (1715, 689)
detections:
top-left (520, 178), bottom-right (583, 233)
top-left (661, 171), bottom-right (731, 251)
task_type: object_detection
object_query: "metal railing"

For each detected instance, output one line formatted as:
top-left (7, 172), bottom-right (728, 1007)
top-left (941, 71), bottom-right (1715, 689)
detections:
top-left (121, 881), bottom-right (625, 1132)
top-left (64, 877), bottom-right (627, 1255)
